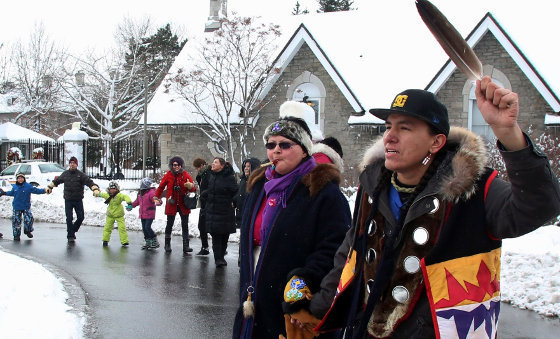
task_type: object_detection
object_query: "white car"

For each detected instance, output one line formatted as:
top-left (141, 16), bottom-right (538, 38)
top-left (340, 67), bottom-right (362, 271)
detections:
top-left (0, 161), bottom-right (65, 187)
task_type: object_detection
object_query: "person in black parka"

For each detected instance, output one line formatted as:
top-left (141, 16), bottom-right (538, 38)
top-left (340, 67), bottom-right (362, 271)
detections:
top-left (202, 157), bottom-right (238, 267)
top-left (232, 101), bottom-right (351, 339)
top-left (233, 157), bottom-right (261, 228)
top-left (193, 158), bottom-right (212, 255)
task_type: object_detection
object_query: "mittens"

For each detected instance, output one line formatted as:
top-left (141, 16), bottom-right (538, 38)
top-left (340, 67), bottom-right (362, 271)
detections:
top-left (126, 204), bottom-right (133, 211)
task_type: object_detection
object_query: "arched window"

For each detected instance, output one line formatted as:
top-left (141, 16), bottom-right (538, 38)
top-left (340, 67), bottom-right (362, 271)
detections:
top-left (468, 84), bottom-right (496, 141)
top-left (464, 67), bottom-right (510, 142)
top-left (286, 71), bottom-right (326, 140)
top-left (292, 82), bottom-right (320, 130)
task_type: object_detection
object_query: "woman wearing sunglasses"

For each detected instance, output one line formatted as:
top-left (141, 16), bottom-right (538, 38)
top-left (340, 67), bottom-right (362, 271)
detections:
top-left (232, 101), bottom-right (352, 338)
top-left (154, 156), bottom-right (196, 254)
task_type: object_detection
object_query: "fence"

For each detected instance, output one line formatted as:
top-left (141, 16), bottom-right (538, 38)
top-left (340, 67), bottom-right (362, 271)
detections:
top-left (0, 139), bottom-right (64, 171)
top-left (83, 139), bottom-right (160, 180)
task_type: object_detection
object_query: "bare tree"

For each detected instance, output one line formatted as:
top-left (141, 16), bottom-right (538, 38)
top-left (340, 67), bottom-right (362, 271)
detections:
top-left (10, 23), bottom-right (69, 132)
top-left (165, 15), bottom-right (281, 171)
top-left (59, 17), bottom-right (185, 143)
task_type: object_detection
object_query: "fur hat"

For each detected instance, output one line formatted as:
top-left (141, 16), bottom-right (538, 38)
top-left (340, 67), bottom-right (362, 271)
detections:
top-left (168, 156), bottom-right (184, 169)
top-left (69, 156), bottom-right (78, 165)
top-left (140, 178), bottom-right (154, 190)
top-left (263, 101), bottom-right (314, 154)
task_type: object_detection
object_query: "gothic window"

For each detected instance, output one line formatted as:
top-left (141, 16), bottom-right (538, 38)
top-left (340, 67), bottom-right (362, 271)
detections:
top-left (292, 82), bottom-right (320, 131)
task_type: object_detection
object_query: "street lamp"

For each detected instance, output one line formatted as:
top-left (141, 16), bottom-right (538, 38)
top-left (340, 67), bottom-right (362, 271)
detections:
top-left (143, 78), bottom-right (148, 178)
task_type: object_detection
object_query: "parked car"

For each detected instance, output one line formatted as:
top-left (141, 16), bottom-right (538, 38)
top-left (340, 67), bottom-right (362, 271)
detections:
top-left (0, 161), bottom-right (65, 187)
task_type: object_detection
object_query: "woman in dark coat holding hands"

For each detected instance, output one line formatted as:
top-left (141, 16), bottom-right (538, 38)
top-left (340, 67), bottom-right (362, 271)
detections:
top-left (202, 157), bottom-right (238, 267)
top-left (232, 101), bottom-right (352, 338)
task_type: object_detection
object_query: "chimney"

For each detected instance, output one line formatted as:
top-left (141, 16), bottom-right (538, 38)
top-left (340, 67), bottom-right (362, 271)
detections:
top-left (205, 0), bottom-right (227, 32)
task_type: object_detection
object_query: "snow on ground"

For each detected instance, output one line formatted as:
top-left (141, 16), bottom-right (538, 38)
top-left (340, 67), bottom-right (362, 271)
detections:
top-left (0, 250), bottom-right (84, 339)
top-left (0, 180), bottom-right (559, 337)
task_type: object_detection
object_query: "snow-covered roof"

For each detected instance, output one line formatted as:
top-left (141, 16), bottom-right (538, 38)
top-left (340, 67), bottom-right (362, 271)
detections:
top-left (0, 91), bottom-right (25, 114)
top-left (0, 122), bottom-right (55, 142)
top-left (147, 0), bottom-right (559, 125)
top-left (427, 13), bottom-right (560, 113)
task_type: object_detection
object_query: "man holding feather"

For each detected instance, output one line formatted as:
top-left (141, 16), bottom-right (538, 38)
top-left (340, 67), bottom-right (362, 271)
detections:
top-left (280, 76), bottom-right (560, 338)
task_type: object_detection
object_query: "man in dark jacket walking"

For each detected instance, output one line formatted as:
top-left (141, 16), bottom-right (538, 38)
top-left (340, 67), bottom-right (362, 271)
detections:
top-left (46, 156), bottom-right (100, 242)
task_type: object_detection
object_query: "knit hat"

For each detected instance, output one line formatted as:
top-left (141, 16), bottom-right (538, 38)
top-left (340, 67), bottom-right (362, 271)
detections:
top-left (140, 178), bottom-right (154, 190)
top-left (69, 156), bottom-right (78, 165)
top-left (16, 172), bottom-right (26, 181)
top-left (318, 137), bottom-right (343, 158)
top-left (369, 89), bottom-right (449, 136)
top-left (108, 181), bottom-right (120, 191)
top-left (263, 101), bottom-right (314, 154)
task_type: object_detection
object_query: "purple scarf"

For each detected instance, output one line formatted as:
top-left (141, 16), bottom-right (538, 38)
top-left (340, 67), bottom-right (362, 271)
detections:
top-left (259, 157), bottom-right (317, 243)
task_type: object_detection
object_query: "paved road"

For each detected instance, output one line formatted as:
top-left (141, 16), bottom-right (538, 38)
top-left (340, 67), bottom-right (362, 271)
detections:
top-left (1, 219), bottom-right (559, 338)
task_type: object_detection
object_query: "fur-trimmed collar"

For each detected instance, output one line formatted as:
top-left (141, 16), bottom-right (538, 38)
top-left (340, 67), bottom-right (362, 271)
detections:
top-left (359, 127), bottom-right (488, 202)
top-left (312, 143), bottom-right (344, 173)
top-left (247, 163), bottom-right (342, 197)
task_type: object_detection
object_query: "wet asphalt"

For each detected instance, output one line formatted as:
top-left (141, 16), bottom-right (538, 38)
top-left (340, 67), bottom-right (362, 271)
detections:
top-left (1, 219), bottom-right (559, 339)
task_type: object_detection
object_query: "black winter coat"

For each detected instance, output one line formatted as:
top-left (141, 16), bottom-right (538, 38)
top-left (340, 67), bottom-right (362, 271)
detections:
top-left (233, 158), bottom-right (261, 227)
top-left (202, 165), bottom-right (238, 235)
top-left (232, 164), bottom-right (352, 339)
top-left (52, 169), bottom-right (96, 201)
top-left (196, 164), bottom-right (211, 210)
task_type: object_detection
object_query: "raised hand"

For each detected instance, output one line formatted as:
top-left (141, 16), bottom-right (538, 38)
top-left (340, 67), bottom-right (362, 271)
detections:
top-left (475, 76), bottom-right (526, 151)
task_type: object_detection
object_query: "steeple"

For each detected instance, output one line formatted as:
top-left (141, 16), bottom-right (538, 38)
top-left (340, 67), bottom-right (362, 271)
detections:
top-left (205, 0), bottom-right (227, 32)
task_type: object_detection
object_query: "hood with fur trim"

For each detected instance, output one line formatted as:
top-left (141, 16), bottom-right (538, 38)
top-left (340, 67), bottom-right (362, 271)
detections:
top-left (247, 163), bottom-right (342, 197)
top-left (312, 143), bottom-right (344, 173)
top-left (359, 126), bottom-right (488, 202)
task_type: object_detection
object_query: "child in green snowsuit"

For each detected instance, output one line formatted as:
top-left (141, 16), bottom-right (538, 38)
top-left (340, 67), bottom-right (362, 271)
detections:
top-left (94, 181), bottom-right (132, 247)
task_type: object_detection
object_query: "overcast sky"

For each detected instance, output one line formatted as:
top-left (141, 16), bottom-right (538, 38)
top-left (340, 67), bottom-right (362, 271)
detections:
top-left (0, 0), bottom-right (338, 53)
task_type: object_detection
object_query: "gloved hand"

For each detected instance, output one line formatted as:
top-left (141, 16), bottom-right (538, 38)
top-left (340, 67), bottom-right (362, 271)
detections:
top-left (286, 311), bottom-right (321, 338)
top-left (45, 182), bottom-right (55, 194)
top-left (280, 312), bottom-right (320, 339)
top-left (184, 181), bottom-right (194, 190)
top-left (0, 188), bottom-right (4, 197)
top-left (126, 204), bottom-right (133, 211)
top-left (91, 184), bottom-right (100, 197)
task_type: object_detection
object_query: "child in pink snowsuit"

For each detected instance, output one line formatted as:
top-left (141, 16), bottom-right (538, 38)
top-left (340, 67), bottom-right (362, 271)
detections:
top-left (131, 178), bottom-right (160, 249)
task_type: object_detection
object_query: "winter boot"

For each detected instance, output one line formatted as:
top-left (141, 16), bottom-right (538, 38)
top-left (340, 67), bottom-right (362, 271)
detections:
top-left (196, 247), bottom-right (210, 255)
top-left (103, 241), bottom-right (108, 247)
top-left (183, 237), bottom-right (193, 254)
top-left (142, 239), bottom-right (150, 250)
top-left (164, 237), bottom-right (172, 253)
top-left (150, 237), bottom-right (160, 249)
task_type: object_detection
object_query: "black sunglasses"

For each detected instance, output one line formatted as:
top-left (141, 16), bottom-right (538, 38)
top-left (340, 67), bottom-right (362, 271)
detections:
top-left (172, 163), bottom-right (181, 167)
top-left (265, 141), bottom-right (296, 150)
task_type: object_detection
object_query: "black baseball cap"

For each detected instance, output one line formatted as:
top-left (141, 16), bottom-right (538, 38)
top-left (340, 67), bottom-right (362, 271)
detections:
top-left (369, 89), bottom-right (449, 136)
